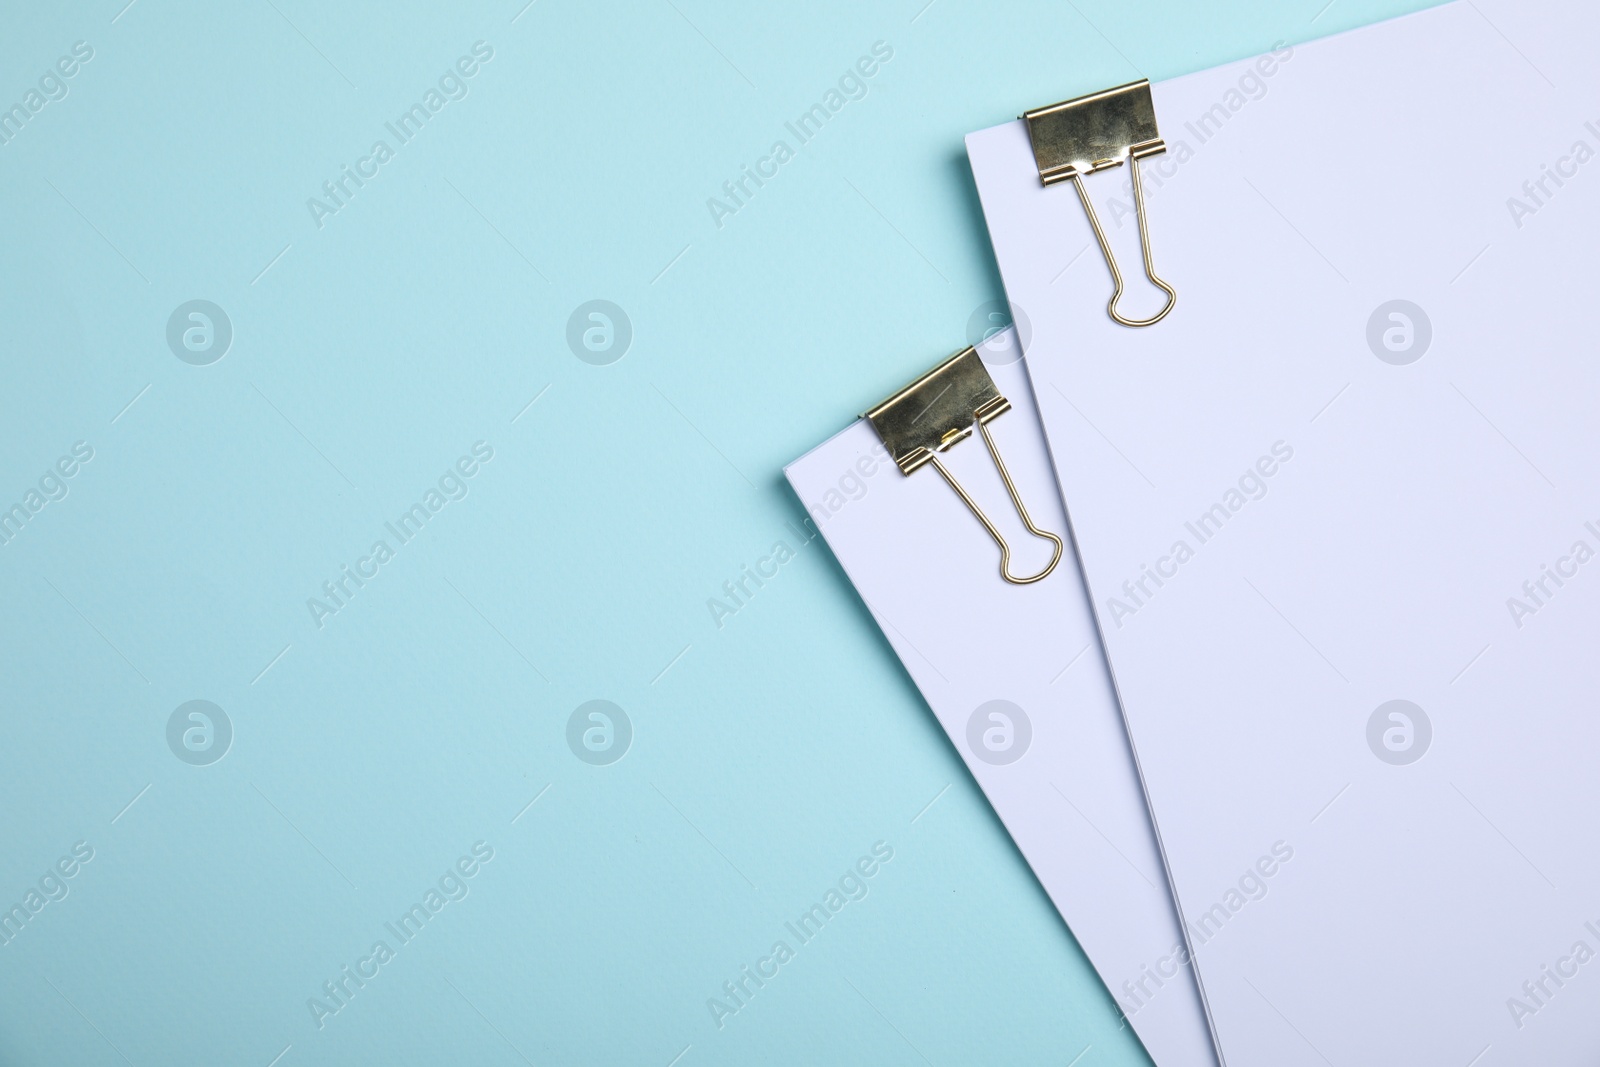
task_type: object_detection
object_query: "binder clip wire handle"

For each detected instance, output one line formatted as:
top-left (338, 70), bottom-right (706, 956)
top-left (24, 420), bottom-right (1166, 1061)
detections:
top-left (1070, 159), bottom-right (1176, 328)
top-left (928, 415), bottom-right (1064, 586)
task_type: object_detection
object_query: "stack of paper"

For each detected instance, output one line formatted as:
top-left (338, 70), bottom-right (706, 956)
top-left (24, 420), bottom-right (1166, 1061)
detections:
top-left (963, 1), bottom-right (1600, 1063)
top-left (785, 333), bottom-right (1216, 1066)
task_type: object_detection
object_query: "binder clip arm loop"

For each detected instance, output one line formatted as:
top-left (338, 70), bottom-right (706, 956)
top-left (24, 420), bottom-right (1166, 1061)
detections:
top-left (1070, 159), bottom-right (1176, 328)
top-left (928, 418), bottom-right (1064, 586)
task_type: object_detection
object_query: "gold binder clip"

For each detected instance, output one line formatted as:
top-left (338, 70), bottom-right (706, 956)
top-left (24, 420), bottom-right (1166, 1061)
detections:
top-left (1024, 79), bottom-right (1176, 328)
top-left (865, 347), bottom-right (1064, 586)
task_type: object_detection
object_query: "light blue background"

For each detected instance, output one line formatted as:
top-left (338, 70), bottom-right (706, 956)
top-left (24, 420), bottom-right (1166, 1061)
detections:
top-left (0, 1), bottom-right (1429, 1063)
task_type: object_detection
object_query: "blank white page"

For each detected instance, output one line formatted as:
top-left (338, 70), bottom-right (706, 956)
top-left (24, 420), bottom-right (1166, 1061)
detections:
top-left (968, 2), bottom-right (1600, 1063)
top-left (786, 340), bottom-right (1216, 1067)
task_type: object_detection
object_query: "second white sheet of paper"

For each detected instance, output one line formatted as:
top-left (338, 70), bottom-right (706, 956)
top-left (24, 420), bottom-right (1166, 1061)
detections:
top-left (970, 1), bottom-right (1600, 1063)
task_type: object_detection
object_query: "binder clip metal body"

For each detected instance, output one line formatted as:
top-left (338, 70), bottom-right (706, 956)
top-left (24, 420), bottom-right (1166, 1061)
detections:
top-left (1024, 79), bottom-right (1176, 328)
top-left (865, 347), bottom-right (1063, 586)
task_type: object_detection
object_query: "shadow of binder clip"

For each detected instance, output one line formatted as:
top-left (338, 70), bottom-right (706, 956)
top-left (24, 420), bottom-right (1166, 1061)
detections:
top-left (865, 347), bottom-right (1064, 586)
top-left (1024, 79), bottom-right (1176, 328)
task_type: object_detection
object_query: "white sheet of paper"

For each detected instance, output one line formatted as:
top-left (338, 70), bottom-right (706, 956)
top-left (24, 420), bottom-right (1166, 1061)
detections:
top-left (785, 336), bottom-right (1217, 1067)
top-left (968, 2), bottom-right (1600, 1064)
